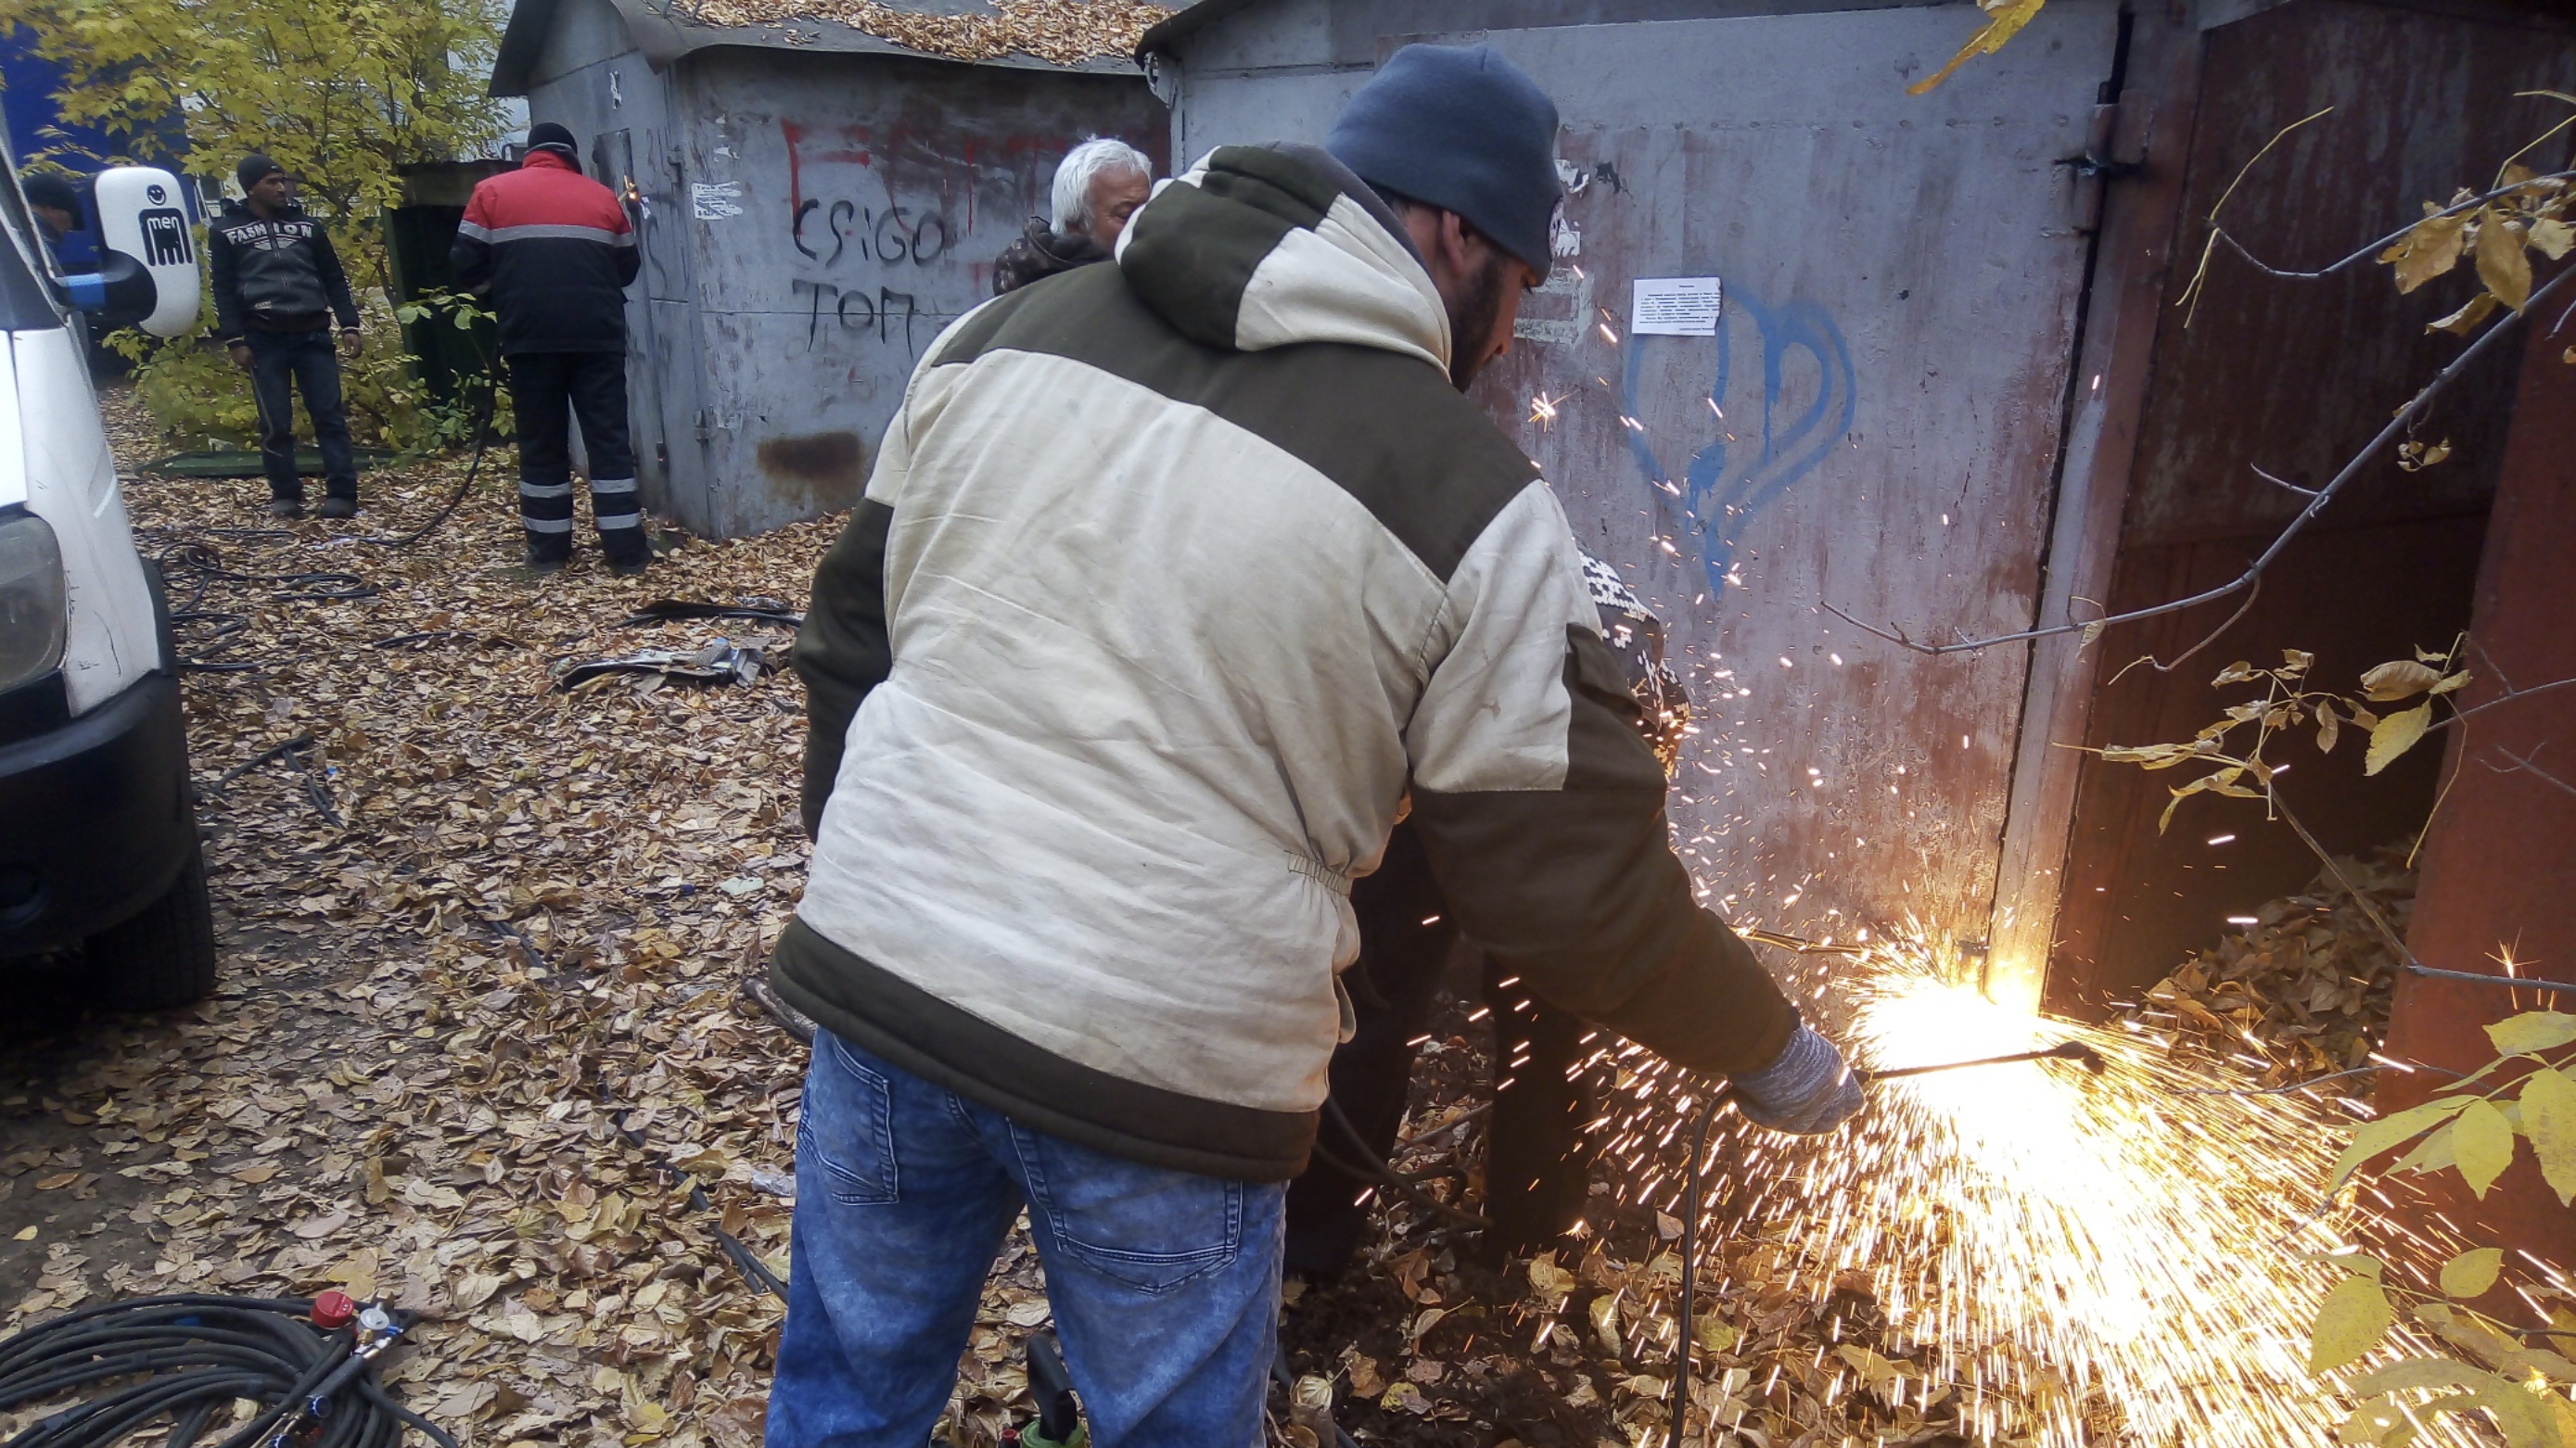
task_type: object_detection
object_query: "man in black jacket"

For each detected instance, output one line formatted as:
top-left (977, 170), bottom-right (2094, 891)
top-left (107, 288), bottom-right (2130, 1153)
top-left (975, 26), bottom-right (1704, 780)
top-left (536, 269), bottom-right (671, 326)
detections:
top-left (209, 155), bottom-right (363, 519)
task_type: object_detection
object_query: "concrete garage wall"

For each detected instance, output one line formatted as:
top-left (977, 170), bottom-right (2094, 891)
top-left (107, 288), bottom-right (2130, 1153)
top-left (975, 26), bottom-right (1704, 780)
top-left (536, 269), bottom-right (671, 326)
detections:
top-left (671, 52), bottom-right (1165, 539)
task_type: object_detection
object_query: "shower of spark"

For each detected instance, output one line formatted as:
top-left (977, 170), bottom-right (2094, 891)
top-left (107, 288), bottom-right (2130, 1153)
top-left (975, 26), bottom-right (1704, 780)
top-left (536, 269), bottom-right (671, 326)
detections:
top-left (1539, 330), bottom-right (2536, 1447)
top-left (1570, 939), bottom-right (2488, 1447)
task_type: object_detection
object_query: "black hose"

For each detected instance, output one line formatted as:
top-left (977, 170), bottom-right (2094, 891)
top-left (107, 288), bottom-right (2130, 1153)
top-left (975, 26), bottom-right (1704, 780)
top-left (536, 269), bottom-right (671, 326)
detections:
top-left (0, 1294), bottom-right (453, 1448)
top-left (1662, 1086), bottom-right (1728, 1448)
top-left (357, 367), bottom-right (500, 551)
top-left (1316, 1098), bottom-right (1490, 1230)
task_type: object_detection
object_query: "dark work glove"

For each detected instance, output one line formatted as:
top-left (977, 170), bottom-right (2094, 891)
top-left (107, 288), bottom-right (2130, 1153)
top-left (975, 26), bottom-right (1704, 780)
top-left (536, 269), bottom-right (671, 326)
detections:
top-left (1731, 1023), bottom-right (1865, 1135)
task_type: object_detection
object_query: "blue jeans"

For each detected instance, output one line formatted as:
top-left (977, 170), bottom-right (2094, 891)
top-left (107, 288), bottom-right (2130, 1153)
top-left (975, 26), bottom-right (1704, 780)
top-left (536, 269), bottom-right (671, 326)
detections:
top-left (769, 1033), bottom-right (1286, 1448)
top-left (245, 328), bottom-right (356, 502)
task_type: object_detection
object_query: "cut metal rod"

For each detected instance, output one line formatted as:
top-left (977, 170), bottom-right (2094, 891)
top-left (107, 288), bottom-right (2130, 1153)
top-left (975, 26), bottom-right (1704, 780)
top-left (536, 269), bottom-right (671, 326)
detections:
top-left (1861, 1039), bottom-right (2107, 1083)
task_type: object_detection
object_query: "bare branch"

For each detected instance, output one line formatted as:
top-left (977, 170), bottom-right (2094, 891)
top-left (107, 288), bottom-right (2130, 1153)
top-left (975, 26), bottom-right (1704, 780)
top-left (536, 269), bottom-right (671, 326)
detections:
top-left (2251, 464), bottom-right (2317, 499)
top-left (2483, 745), bottom-right (2576, 799)
top-left (2272, 789), bottom-right (2576, 996)
top-left (1824, 261), bottom-right (2576, 658)
top-left (2178, 107), bottom-right (2340, 325)
top-left (2100, 575), bottom-right (2264, 686)
top-left (2209, 169), bottom-right (2576, 283)
top-left (2431, 674), bottom-right (2576, 731)
top-left (2464, 634), bottom-right (2518, 694)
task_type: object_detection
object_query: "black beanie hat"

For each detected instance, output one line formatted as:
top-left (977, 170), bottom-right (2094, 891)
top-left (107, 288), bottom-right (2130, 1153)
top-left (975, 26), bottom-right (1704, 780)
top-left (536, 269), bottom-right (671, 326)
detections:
top-left (1326, 44), bottom-right (1562, 278)
top-left (236, 153), bottom-right (286, 193)
top-left (22, 173), bottom-right (80, 215)
top-left (528, 121), bottom-right (579, 159)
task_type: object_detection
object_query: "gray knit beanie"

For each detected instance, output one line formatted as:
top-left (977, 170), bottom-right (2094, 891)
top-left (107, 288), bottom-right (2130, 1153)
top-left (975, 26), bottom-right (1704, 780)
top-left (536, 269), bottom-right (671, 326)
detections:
top-left (1325, 44), bottom-right (1562, 278)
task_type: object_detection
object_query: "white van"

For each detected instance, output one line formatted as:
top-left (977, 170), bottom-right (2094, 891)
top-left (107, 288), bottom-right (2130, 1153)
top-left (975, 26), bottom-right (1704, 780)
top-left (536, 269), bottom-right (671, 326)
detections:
top-left (0, 155), bottom-right (216, 1008)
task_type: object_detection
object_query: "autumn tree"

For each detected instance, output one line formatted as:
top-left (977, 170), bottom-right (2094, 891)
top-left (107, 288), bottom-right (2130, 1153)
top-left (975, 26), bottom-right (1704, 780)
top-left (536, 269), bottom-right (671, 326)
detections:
top-left (3, 0), bottom-right (511, 262)
top-left (1, 0), bottom-right (512, 448)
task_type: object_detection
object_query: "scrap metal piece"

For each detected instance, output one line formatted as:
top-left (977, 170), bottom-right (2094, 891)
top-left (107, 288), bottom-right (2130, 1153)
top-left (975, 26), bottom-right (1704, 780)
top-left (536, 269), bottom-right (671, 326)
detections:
top-left (618, 598), bottom-right (805, 629)
top-left (552, 638), bottom-right (772, 691)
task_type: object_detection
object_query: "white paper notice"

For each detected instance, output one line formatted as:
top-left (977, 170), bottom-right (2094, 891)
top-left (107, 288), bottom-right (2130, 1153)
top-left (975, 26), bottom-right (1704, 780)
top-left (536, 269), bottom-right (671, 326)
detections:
top-left (1630, 276), bottom-right (1723, 337)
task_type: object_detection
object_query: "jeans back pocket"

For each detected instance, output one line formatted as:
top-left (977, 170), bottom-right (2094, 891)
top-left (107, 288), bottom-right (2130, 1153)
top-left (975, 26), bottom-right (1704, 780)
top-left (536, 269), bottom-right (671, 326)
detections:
top-left (1014, 1128), bottom-right (1242, 1296)
top-left (798, 1035), bottom-right (899, 1205)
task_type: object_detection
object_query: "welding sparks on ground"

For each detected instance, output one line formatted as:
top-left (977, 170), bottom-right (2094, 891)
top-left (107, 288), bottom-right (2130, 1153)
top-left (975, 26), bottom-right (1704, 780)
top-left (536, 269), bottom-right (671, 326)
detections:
top-left (1572, 939), bottom-right (2486, 1447)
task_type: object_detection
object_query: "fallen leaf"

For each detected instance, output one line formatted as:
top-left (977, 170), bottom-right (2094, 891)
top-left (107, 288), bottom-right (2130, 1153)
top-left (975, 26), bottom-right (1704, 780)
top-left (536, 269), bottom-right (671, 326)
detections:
top-left (1004, 1299), bottom-right (1050, 1327)
top-left (289, 1210), bottom-right (351, 1239)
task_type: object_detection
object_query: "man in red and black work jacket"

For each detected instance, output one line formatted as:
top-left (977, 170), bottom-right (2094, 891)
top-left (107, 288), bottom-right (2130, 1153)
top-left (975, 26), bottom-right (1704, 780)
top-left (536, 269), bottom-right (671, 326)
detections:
top-left (453, 121), bottom-right (649, 575)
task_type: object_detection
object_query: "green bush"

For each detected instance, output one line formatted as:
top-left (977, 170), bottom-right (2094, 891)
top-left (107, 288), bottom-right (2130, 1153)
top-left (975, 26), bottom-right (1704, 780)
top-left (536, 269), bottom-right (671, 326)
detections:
top-left (104, 276), bottom-right (510, 457)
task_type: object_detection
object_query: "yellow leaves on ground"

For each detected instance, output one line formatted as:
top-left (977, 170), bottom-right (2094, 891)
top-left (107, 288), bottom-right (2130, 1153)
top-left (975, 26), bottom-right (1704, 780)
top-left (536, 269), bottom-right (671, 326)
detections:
top-left (1526, 1251), bottom-right (1576, 1314)
top-left (1588, 1291), bottom-right (1624, 1360)
top-left (2364, 703), bottom-right (2432, 777)
top-left (2308, 1274), bottom-right (2396, 1374)
top-left (2450, 1098), bottom-right (2515, 1198)
top-left (1906, 0), bottom-right (2047, 95)
top-left (2438, 1248), bottom-right (2504, 1300)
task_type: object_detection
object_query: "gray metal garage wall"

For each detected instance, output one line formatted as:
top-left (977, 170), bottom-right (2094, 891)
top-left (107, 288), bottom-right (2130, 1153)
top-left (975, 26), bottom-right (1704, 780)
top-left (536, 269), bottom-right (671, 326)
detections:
top-left (1162, 0), bottom-right (2121, 960)
top-left (672, 51), bottom-right (1164, 538)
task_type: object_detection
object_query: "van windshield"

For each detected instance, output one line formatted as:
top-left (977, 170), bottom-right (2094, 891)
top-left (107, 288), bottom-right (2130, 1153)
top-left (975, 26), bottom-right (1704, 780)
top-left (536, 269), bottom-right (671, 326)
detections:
top-left (0, 152), bottom-right (69, 332)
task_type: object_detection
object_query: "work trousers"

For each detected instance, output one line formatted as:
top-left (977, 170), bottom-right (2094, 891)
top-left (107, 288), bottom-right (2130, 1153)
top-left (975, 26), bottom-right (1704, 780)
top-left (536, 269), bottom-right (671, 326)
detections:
top-left (247, 328), bottom-right (356, 503)
top-left (770, 1033), bottom-right (1283, 1448)
top-left (1282, 822), bottom-right (1596, 1276)
top-left (508, 350), bottom-right (644, 565)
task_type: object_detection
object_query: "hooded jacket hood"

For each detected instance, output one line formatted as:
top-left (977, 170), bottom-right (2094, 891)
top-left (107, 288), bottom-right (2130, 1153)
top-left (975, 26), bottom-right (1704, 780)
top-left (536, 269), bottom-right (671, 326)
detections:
top-left (1115, 143), bottom-right (1450, 375)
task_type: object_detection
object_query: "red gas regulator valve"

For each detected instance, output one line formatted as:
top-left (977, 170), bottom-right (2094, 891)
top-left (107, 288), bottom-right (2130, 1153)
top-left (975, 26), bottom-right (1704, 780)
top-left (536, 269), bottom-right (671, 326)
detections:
top-left (309, 1290), bottom-right (357, 1331)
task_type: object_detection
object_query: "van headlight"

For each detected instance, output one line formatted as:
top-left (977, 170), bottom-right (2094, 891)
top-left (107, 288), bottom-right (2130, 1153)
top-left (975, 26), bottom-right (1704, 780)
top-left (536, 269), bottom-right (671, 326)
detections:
top-left (0, 511), bottom-right (68, 694)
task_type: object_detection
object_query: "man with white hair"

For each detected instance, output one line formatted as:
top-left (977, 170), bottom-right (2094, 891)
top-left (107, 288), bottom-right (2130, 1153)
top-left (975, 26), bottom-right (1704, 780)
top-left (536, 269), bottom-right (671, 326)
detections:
top-left (991, 136), bottom-right (1154, 295)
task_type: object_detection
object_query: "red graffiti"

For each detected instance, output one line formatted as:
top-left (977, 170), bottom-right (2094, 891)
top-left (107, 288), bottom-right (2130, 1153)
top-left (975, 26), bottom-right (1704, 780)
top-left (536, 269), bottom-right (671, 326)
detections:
top-left (784, 121), bottom-right (874, 210)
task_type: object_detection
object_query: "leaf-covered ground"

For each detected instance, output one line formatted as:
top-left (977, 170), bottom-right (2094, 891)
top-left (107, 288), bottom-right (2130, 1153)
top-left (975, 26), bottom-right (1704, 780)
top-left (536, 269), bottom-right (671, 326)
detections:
top-left (1, 388), bottom-right (2422, 1448)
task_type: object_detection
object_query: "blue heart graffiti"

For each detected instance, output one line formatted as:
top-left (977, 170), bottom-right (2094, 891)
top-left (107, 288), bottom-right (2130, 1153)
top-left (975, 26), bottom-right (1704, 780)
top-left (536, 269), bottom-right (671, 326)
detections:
top-left (1618, 287), bottom-right (1857, 601)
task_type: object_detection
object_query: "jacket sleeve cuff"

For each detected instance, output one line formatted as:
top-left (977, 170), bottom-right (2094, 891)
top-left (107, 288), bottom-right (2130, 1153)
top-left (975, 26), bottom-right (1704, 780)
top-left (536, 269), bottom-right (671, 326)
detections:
top-left (1584, 908), bottom-right (1800, 1078)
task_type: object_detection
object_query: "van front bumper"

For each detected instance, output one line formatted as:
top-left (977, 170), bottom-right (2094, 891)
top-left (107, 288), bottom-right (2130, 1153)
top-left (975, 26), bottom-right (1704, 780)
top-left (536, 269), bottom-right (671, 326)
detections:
top-left (0, 672), bottom-right (194, 958)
